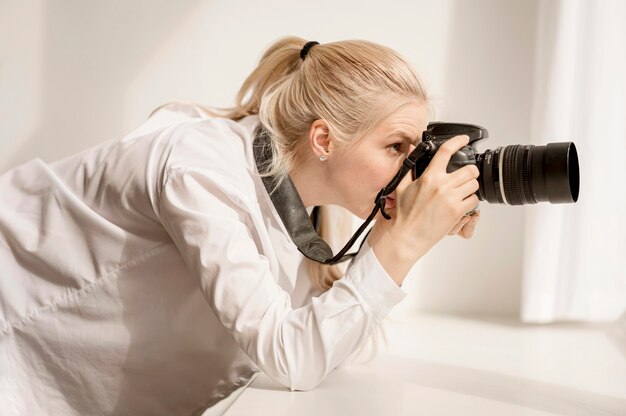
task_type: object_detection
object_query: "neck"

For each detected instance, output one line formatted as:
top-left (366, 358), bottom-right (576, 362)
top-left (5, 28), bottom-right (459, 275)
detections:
top-left (289, 157), bottom-right (333, 208)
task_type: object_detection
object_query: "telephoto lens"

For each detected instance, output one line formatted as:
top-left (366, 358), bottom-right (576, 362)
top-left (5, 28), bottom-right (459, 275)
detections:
top-left (420, 122), bottom-right (580, 206)
top-left (475, 143), bottom-right (579, 205)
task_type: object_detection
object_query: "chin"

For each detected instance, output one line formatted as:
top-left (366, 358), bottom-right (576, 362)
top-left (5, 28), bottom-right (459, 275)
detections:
top-left (338, 203), bottom-right (363, 220)
top-left (339, 197), bottom-right (375, 221)
top-left (355, 203), bottom-right (374, 221)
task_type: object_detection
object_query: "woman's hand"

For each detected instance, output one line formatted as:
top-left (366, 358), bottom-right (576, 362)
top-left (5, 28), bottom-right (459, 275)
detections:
top-left (369, 135), bottom-right (480, 284)
top-left (448, 209), bottom-right (480, 239)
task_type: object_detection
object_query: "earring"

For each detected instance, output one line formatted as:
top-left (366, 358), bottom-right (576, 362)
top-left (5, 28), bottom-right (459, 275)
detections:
top-left (319, 154), bottom-right (327, 162)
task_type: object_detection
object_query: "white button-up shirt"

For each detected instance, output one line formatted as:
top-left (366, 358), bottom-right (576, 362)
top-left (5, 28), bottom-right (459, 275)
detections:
top-left (0, 103), bottom-right (406, 415)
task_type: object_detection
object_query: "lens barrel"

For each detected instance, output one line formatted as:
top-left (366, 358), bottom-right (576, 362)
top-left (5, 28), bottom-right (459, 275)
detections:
top-left (476, 142), bottom-right (579, 205)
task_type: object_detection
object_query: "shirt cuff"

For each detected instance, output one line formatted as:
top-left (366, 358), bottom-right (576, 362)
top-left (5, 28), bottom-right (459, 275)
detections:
top-left (344, 240), bottom-right (407, 321)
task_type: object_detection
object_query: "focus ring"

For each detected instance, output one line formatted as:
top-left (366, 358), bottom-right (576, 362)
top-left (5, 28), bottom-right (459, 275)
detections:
top-left (503, 145), bottom-right (524, 205)
top-left (522, 146), bottom-right (536, 204)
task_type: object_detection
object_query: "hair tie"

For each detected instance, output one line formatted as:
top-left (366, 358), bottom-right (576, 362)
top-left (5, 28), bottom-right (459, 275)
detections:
top-left (300, 41), bottom-right (319, 61)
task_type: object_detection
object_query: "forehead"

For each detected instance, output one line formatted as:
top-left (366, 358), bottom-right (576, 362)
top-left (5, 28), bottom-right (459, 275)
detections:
top-left (372, 101), bottom-right (429, 140)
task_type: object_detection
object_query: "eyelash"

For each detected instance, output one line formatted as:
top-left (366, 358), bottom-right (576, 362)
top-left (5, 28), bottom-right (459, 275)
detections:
top-left (388, 143), bottom-right (404, 154)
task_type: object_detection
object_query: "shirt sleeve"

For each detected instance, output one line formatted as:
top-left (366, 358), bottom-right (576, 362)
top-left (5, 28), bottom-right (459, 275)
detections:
top-left (159, 166), bottom-right (406, 391)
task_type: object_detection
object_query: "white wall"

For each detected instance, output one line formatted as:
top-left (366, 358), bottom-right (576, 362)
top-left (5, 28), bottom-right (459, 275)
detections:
top-left (0, 0), bottom-right (540, 317)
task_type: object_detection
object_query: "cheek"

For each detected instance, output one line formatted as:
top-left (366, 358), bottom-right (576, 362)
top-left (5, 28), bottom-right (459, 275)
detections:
top-left (336, 155), bottom-right (372, 187)
top-left (368, 158), bottom-right (400, 188)
top-left (339, 152), bottom-right (399, 198)
top-left (354, 161), bottom-right (385, 190)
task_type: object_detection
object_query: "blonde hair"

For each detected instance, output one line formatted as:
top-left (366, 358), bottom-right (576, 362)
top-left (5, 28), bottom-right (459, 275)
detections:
top-left (157, 36), bottom-right (428, 291)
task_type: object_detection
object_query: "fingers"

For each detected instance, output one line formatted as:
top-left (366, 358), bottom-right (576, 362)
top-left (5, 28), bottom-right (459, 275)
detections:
top-left (390, 168), bottom-right (415, 213)
top-left (425, 135), bottom-right (469, 174)
top-left (396, 168), bottom-right (413, 195)
top-left (454, 176), bottom-right (479, 199)
top-left (458, 211), bottom-right (480, 239)
top-left (459, 194), bottom-right (480, 217)
top-left (448, 164), bottom-right (479, 188)
top-left (449, 210), bottom-right (481, 238)
top-left (448, 216), bottom-right (471, 235)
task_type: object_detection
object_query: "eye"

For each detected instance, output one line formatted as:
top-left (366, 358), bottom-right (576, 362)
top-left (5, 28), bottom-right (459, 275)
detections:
top-left (388, 142), bottom-right (404, 154)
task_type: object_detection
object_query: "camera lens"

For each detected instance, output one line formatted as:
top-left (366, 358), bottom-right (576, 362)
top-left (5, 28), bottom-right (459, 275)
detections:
top-left (475, 142), bottom-right (579, 205)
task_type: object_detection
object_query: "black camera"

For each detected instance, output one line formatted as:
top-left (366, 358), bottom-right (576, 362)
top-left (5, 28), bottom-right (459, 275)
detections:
top-left (413, 122), bottom-right (580, 205)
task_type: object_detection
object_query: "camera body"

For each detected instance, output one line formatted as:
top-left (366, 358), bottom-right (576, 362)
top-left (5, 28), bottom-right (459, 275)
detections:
top-left (413, 122), bottom-right (485, 179)
top-left (413, 122), bottom-right (579, 205)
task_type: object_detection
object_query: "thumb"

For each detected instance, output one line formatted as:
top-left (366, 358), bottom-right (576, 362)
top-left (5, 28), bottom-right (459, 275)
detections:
top-left (395, 169), bottom-right (414, 198)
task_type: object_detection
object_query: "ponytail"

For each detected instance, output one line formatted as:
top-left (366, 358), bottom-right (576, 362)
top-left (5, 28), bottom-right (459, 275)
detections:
top-left (152, 36), bottom-right (427, 292)
top-left (223, 37), bottom-right (305, 121)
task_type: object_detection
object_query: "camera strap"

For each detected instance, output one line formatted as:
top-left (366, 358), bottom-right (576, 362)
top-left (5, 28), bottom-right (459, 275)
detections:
top-left (253, 125), bottom-right (433, 265)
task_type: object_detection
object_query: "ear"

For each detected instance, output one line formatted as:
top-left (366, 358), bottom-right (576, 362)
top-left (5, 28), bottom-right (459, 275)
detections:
top-left (308, 119), bottom-right (333, 158)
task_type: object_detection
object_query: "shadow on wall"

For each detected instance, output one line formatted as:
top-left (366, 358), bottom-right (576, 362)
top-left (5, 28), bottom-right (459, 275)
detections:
top-left (411, 0), bottom-right (539, 317)
top-left (4, 0), bottom-right (203, 172)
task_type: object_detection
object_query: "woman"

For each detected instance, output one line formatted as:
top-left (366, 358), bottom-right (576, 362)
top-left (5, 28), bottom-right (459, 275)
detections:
top-left (0, 37), bottom-right (479, 415)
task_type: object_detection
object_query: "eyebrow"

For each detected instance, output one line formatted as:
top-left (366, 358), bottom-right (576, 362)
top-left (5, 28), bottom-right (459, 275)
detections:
top-left (388, 131), bottom-right (419, 145)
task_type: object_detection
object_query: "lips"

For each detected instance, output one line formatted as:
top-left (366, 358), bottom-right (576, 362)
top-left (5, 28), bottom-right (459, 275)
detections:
top-left (385, 195), bottom-right (396, 209)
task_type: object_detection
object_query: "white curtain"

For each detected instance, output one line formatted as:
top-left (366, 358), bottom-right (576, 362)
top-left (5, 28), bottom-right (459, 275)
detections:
top-left (522, 0), bottom-right (626, 323)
